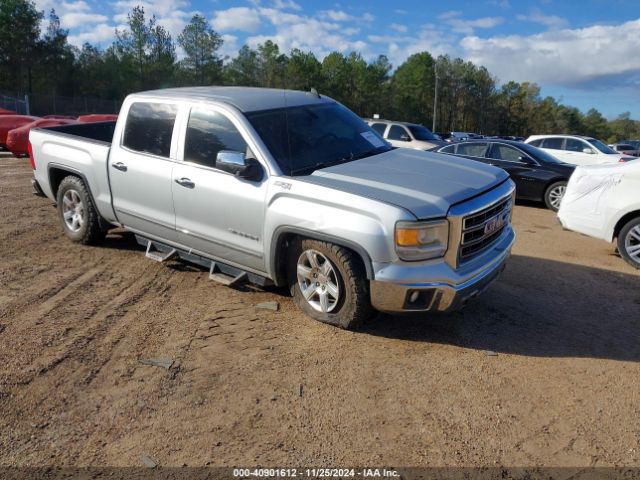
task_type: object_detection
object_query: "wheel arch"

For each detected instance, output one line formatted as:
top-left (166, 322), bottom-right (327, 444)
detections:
top-left (613, 210), bottom-right (640, 240)
top-left (48, 164), bottom-right (109, 230)
top-left (269, 227), bottom-right (374, 287)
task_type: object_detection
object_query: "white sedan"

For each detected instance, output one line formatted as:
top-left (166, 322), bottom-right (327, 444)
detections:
top-left (558, 160), bottom-right (640, 268)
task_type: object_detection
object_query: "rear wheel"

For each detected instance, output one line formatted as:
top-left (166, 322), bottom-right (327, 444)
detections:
top-left (56, 176), bottom-right (106, 245)
top-left (617, 217), bottom-right (640, 269)
top-left (544, 181), bottom-right (567, 211)
top-left (288, 239), bottom-right (373, 329)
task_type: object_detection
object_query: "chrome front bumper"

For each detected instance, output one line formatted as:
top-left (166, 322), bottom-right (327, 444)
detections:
top-left (370, 226), bottom-right (514, 313)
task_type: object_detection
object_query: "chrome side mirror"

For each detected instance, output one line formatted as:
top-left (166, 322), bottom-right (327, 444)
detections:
top-left (216, 150), bottom-right (262, 180)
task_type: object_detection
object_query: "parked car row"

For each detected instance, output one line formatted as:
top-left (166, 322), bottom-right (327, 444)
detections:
top-left (432, 139), bottom-right (574, 211)
top-left (525, 135), bottom-right (635, 165)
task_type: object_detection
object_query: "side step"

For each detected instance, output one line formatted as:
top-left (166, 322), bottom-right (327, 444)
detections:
top-left (145, 240), bottom-right (178, 263)
top-left (209, 261), bottom-right (248, 287)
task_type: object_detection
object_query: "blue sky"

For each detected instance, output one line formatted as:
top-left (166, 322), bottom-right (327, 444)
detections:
top-left (34, 0), bottom-right (640, 118)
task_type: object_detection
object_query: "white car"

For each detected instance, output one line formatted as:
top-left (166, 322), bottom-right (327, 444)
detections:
top-left (525, 135), bottom-right (635, 166)
top-left (558, 160), bottom-right (640, 268)
top-left (366, 119), bottom-right (445, 150)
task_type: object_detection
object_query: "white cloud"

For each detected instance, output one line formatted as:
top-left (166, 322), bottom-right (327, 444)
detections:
top-left (321, 9), bottom-right (352, 21)
top-left (517, 8), bottom-right (567, 29)
top-left (272, 0), bottom-right (300, 11)
top-left (211, 7), bottom-right (262, 32)
top-left (68, 23), bottom-right (115, 46)
top-left (460, 19), bottom-right (640, 87)
top-left (61, 12), bottom-right (108, 28)
top-left (390, 23), bottom-right (408, 33)
top-left (445, 16), bottom-right (504, 34)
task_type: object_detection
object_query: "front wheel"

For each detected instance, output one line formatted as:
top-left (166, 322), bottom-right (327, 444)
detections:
top-left (544, 181), bottom-right (567, 211)
top-left (617, 217), bottom-right (640, 269)
top-left (288, 239), bottom-right (373, 329)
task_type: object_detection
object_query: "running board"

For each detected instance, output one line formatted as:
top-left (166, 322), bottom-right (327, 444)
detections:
top-left (145, 240), bottom-right (178, 263)
top-left (209, 261), bottom-right (248, 286)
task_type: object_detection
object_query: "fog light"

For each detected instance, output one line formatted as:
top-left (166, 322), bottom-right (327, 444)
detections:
top-left (409, 291), bottom-right (420, 303)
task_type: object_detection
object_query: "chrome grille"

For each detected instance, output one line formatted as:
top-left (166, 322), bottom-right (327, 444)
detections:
top-left (459, 196), bottom-right (511, 262)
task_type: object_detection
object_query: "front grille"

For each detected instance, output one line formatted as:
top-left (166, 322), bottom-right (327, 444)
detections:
top-left (459, 196), bottom-right (511, 262)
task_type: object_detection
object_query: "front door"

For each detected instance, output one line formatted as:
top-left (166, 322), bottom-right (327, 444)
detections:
top-left (109, 101), bottom-right (178, 242)
top-left (487, 143), bottom-right (539, 198)
top-left (172, 106), bottom-right (268, 272)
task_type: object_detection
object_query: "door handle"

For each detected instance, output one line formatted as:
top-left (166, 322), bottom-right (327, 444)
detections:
top-left (175, 177), bottom-right (195, 189)
top-left (112, 162), bottom-right (127, 172)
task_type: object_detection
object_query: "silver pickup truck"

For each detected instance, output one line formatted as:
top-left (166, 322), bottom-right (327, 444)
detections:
top-left (29, 87), bottom-right (515, 329)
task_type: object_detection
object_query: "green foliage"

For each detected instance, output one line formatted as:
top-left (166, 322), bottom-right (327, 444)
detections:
top-left (177, 14), bottom-right (223, 85)
top-left (0, 0), bottom-right (637, 140)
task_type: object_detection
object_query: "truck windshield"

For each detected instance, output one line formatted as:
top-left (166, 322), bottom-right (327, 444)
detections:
top-left (408, 124), bottom-right (439, 141)
top-left (245, 102), bottom-right (392, 176)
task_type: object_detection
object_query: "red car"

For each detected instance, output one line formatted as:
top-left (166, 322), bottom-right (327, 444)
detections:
top-left (6, 118), bottom-right (77, 156)
top-left (0, 108), bottom-right (17, 115)
top-left (0, 115), bottom-right (40, 146)
top-left (78, 114), bottom-right (118, 123)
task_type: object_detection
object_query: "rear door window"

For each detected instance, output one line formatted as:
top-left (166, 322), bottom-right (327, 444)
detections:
top-left (541, 137), bottom-right (563, 150)
top-left (123, 102), bottom-right (178, 158)
top-left (456, 142), bottom-right (488, 157)
top-left (528, 139), bottom-right (543, 147)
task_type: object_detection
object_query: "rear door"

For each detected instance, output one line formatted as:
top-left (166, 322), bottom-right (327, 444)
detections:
top-left (109, 101), bottom-right (179, 241)
top-left (171, 105), bottom-right (269, 272)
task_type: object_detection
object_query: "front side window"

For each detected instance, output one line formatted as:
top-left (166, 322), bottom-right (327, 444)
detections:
top-left (387, 125), bottom-right (410, 141)
top-left (528, 139), bottom-right (543, 147)
top-left (456, 142), bottom-right (488, 157)
top-left (490, 144), bottom-right (524, 162)
top-left (408, 124), bottom-right (439, 141)
top-left (542, 137), bottom-right (563, 150)
top-left (370, 123), bottom-right (387, 136)
top-left (565, 138), bottom-right (589, 152)
top-left (184, 109), bottom-right (248, 168)
top-left (123, 102), bottom-right (177, 158)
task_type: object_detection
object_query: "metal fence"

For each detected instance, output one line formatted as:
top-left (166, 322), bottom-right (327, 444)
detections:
top-left (0, 93), bottom-right (29, 115)
top-left (0, 92), bottom-right (122, 117)
top-left (29, 93), bottom-right (121, 117)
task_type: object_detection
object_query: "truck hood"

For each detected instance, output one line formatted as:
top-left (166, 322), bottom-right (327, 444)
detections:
top-left (303, 148), bottom-right (509, 219)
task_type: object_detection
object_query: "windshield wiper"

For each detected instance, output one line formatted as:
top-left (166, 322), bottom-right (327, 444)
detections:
top-left (289, 147), bottom-right (388, 176)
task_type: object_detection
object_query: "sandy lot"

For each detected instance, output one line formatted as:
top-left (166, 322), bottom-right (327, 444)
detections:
top-left (0, 156), bottom-right (638, 469)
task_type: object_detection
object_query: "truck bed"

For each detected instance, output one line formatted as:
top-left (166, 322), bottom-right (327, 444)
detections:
top-left (44, 121), bottom-right (116, 145)
top-left (30, 121), bottom-right (118, 225)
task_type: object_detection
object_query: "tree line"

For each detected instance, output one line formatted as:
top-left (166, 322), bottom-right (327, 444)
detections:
top-left (0, 0), bottom-right (638, 142)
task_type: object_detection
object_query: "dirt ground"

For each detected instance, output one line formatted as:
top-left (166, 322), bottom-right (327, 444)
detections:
top-left (0, 156), bottom-right (639, 470)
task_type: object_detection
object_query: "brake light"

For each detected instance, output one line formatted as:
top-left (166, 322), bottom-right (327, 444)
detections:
top-left (27, 141), bottom-right (35, 169)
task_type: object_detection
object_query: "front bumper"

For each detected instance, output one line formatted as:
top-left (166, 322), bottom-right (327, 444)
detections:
top-left (370, 227), bottom-right (514, 313)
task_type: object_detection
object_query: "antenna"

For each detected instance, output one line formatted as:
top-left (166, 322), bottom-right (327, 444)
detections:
top-left (309, 87), bottom-right (320, 99)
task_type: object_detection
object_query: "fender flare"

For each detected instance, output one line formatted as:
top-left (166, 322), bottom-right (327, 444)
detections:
top-left (269, 226), bottom-right (375, 286)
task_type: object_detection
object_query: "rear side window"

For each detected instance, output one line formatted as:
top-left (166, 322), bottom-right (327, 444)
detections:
top-left (370, 123), bottom-right (387, 136)
top-left (456, 142), bottom-right (488, 157)
top-left (541, 137), bottom-right (563, 150)
top-left (387, 125), bottom-right (409, 141)
top-left (490, 144), bottom-right (523, 162)
top-left (528, 139), bottom-right (542, 147)
top-left (123, 102), bottom-right (177, 157)
top-left (184, 108), bottom-right (248, 168)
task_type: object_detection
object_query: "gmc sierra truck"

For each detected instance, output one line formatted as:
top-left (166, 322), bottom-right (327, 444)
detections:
top-left (29, 87), bottom-right (515, 329)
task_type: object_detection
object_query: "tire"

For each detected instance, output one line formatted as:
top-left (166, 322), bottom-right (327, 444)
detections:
top-left (544, 181), bottom-right (567, 211)
top-left (56, 175), bottom-right (106, 245)
top-left (288, 238), bottom-right (373, 329)
top-left (617, 217), bottom-right (640, 269)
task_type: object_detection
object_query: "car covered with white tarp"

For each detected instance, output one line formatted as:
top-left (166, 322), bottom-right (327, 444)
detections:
top-left (558, 161), bottom-right (640, 268)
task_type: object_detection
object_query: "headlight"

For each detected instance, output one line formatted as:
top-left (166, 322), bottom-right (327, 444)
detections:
top-left (395, 219), bottom-right (449, 261)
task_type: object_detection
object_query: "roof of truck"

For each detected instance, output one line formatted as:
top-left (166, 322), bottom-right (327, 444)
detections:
top-left (132, 86), bottom-right (331, 112)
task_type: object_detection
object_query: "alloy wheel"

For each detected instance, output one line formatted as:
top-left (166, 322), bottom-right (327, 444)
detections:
top-left (296, 249), bottom-right (341, 313)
